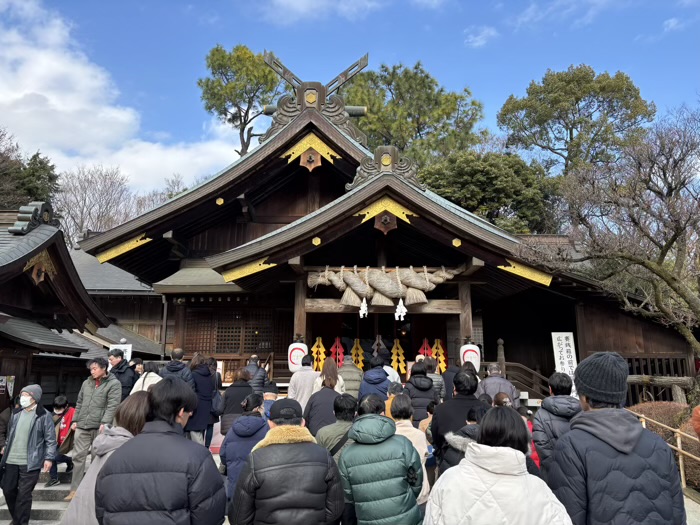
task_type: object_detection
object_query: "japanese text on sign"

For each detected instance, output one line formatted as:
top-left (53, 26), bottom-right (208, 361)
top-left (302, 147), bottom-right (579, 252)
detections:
top-left (551, 332), bottom-right (578, 397)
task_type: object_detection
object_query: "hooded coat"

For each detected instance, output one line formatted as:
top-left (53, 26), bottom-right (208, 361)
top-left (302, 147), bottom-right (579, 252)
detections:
top-left (95, 420), bottom-right (226, 525)
top-left (338, 414), bottom-right (422, 525)
top-left (159, 360), bottom-right (196, 390)
top-left (185, 364), bottom-right (214, 433)
top-left (442, 365), bottom-right (460, 401)
top-left (358, 368), bottom-right (391, 401)
top-left (532, 395), bottom-right (581, 479)
top-left (425, 442), bottom-right (572, 525)
top-left (303, 386), bottom-right (340, 436)
top-left (244, 363), bottom-right (270, 394)
top-left (431, 393), bottom-right (485, 462)
top-left (219, 414), bottom-right (268, 498)
top-left (339, 359), bottom-right (364, 399)
top-left (221, 380), bottom-right (254, 436)
top-left (404, 375), bottom-right (438, 427)
top-left (229, 424), bottom-right (344, 525)
top-left (130, 371), bottom-right (162, 395)
top-left (111, 359), bottom-right (137, 401)
top-left (60, 426), bottom-right (133, 525)
top-left (548, 409), bottom-right (686, 525)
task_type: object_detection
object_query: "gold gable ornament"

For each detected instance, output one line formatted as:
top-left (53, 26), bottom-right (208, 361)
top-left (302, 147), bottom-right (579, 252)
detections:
top-left (497, 259), bottom-right (552, 287)
top-left (281, 133), bottom-right (340, 173)
top-left (96, 234), bottom-right (152, 263)
top-left (222, 258), bottom-right (277, 283)
top-left (355, 197), bottom-right (418, 224)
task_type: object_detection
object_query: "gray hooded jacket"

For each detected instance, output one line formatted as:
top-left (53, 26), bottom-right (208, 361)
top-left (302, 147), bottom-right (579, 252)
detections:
top-left (548, 408), bottom-right (686, 525)
top-left (532, 395), bottom-right (581, 478)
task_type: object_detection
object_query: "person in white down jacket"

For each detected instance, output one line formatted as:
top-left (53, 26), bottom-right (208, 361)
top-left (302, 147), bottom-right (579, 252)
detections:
top-left (424, 405), bottom-right (572, 525)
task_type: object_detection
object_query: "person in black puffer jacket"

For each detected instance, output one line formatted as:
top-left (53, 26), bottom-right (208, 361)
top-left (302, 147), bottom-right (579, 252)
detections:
top-left (442, 364), bottom-right (461, 401)
top-left (159, 348), bottom-right (196, 390)
top-left (184, 354), bottom-right (214, 445)
top-left (532, 372), bottom-right (581, 480)
top-left (404, 361), bottom-right (439, 428)
top-left (244, 355), bottom-right (270, 395)
top-left (95, 377), bottom-right (226, 525)
top-left (108, 348), bottom-right (137, 401)
top-left (548, 352), bottom-right (685, 525)
top-left (229, 398), bottom-right (344, 525)
top-left (221, 368), bottom-right (253, 436)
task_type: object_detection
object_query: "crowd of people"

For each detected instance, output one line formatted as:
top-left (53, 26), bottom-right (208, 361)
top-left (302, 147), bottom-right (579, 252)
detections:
top-left (0, 348), bottom-right (688, 525)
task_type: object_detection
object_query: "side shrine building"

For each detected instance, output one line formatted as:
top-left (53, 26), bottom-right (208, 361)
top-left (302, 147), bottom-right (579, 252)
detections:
top-left (80, 55), bottom-right (693, 404)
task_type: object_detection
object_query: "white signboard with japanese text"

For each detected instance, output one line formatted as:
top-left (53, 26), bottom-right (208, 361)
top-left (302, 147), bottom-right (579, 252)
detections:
top-left (551, 332), bottom-right (578, 397)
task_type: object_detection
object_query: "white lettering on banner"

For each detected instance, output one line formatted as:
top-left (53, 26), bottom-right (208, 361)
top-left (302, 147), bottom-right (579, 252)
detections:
top-left (551, 332), bottom-right (578, 398)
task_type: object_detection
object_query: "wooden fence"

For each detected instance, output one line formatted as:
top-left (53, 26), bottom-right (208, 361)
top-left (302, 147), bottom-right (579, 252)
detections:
top-left (628, 409), bottom-right (699, 489)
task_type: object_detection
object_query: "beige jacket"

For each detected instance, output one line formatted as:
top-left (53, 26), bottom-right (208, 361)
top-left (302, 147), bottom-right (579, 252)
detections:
top-left (394, 419), bottom-right (431, 505)
top-left (130, 371), bottom-right (162, 395)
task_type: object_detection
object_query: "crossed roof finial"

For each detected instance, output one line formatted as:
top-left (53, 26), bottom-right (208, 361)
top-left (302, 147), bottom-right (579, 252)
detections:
top-left (263, 52), bottom-right (369, 96)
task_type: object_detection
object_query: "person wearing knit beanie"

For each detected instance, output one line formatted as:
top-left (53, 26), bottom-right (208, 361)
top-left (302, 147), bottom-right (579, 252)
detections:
top-left (547, 351), bottom-right (686, 524)
top-left (20, 384), bottom-right (43, 404)
top-left (573, 351), bottom-right (628, 407)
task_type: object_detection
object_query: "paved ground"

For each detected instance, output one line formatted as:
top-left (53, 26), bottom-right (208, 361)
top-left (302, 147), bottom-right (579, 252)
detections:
top-left (687, 495), bottom-right (700, 524)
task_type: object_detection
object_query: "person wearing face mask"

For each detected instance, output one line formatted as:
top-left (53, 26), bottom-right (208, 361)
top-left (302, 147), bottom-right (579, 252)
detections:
top-left (46, 396), bottom-right (76, 487)
top-left (0, 384), bottom-right (57, 525)
top-left (94, 377), bottom-right (226, 524)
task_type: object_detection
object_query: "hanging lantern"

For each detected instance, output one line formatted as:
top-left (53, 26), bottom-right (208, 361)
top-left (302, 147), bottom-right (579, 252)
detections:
top-left (460, 341), bottom-right (481, 372)
top-left (287, 336), bottom-right (308, 373)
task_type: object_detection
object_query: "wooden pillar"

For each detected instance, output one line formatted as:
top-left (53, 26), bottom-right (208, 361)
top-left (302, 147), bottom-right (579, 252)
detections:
top-left (173, 304), bottom-right (186, 351)
top-left (294, 277), bottom-right (307, 343)
top-left (459, 283), bottom-right (473, 342)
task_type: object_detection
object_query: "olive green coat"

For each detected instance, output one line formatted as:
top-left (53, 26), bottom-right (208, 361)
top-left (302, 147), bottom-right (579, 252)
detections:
top-left (338, 414), bottom-right (422, 525)
top-left (74, 374), bottom-right (122, 430)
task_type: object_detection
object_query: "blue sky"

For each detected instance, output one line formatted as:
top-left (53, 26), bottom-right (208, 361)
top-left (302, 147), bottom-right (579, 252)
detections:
top-left (1, 0), bottom-right (698, 191)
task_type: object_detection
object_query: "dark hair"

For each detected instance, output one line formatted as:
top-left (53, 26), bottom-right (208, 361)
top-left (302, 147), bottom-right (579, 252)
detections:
top-left (242, 393), bottom-right (264, 413)
top-left (171, 348), bottom-right (185, 361)
top-left (54, 395), bottom-right (69, 408)
top-left (189, 353), bottom-right (207, 370)
top-left (87, 357), bottom-right (108, 370)
top-left (424, 357), bottom-right (437, 373)
top-left (387, 382), bottom-right (404, 396)
top-left (410, 361), bottom-right (427, 377)
top-left (369, 356), bottom-right (384, 369)
top-left (321, 358), bottom-right (339, 389)
top-left (467, 405), bottom-right (488, 424)
top-left (390, 394), bottom-right (413, 420)
top-left (108, 348), bottom-right (124, 359)
top-left (130, 358), bottom-right (143, 366)
top-left (147, 377), bottom-right (198, 425)
top-left (426, 401), bottom-right (436, 415)
top-left (548, 372), bottom-right (573, 396)
top-left (206, 357), bottom-right (217, 375)
top-left (358, 394), bottom-right (385, 416)
top-left (453, 372), bottom-right (478, 395)
top-left (478, 406), bottom-right (529, 455)
top-left (479, 393), bottom-right (493, 406)
top-left (461, 361), bottom-right (478, 376)
top-left (144, 361), bottom-right (160, 374)
top-left (301, 354), bottom-right (313, 367)
top-left (334, 394), bottom-right (358, 422)
top-left (517, 406), bottom-right (533, 422)
top-left (493, 392), bottom-right (513, 407)
top-left (115, 391), bottom-right (149, 436)
top-left (587, 397), bottom-right (620, 409)
top-left (234, 368), bottom-right (252, 382)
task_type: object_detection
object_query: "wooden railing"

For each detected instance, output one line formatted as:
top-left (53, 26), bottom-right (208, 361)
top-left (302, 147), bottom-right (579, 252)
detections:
top-left (628, 409), bottom-right (700, 489)
top-left (481, 361), bottom-right (551, 400)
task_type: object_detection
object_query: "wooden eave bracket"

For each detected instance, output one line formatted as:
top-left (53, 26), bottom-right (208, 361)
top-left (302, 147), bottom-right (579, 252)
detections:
top-left (163, 231), bottom-right (188, 259)
top-left (497, 258), bottom-right (552, 286)
top-left (96, 234), bottom-right (152, 263)
top-left (222, 257), bottom-right (277, 283)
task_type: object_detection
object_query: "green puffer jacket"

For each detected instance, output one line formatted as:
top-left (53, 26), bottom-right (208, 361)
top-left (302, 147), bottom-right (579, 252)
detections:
top-left (339, 359), bottom-right (364, 399)
top-left (339, 414), bottom-right (423, 525)
top-left (74, 373), bottom-right (122, 430)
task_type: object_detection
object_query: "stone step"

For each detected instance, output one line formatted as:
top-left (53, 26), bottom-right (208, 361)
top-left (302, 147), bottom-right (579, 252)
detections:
top-left (38, 471), bottom-right (73, 483)
top-left (0, 500), bottom-right (68, 521)
top-left (31, 485), bottom-right (72, 501)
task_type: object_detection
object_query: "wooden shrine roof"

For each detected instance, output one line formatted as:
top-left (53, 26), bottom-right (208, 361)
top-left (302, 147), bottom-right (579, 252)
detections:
top-left (0, 203), bottom-right (110, 332)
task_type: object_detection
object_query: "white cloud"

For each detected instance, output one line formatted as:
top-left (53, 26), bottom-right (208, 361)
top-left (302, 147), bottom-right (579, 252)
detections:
top-left (464, 25), bottom-right (499, 48)
top-left (663, 17), bottom-right (683, 31)
top-left (512, 0), bottom-right (627, 30)
top-left (0, 0), bottom-right (240, 191)
top-left (259, 0), bottom-right (385, 24)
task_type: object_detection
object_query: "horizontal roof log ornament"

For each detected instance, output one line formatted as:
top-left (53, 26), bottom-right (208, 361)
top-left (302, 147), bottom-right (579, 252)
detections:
top-left (346, 146), bottom-right (425, 192)
top-left (497, 258), bottom-right (552, 287)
